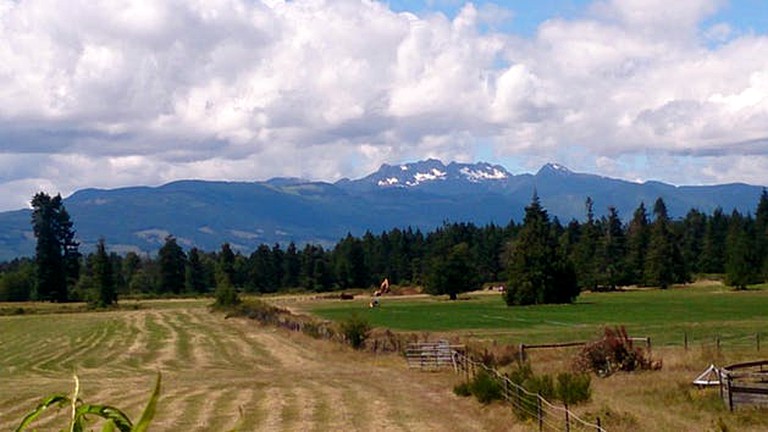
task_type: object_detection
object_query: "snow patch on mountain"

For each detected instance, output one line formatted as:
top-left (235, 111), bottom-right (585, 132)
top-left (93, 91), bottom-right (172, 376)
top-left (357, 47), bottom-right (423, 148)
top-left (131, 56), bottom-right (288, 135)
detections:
top-left (378, 177), bottom-right (400, 186)
top-left (459, 166), bottom-right (508, 182)
top-left (410, 168), bottom-right (446, 185)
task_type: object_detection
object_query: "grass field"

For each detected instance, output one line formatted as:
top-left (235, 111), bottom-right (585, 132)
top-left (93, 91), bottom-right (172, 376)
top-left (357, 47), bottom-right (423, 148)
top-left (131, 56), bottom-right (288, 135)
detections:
top-left (300, 281), bottom-right (768, 347)
top-left (4, 282), bottom-right (768, 431)
top-left (291, 281), bottom-right (768, 431)
top-left (0, 299), bottom-right (512, 431)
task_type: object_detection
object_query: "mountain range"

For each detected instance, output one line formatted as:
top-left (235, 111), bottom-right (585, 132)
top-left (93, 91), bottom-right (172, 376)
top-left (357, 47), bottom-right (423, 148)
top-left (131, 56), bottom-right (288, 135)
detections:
top-left (0, 159), bottom-right (764, 261)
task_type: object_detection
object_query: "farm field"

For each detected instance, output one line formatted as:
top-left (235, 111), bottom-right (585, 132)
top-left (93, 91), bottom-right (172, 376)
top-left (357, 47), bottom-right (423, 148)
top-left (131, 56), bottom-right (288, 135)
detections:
top-left (300, 281), bottom-right (768, 348)
top-left (3, 282), bottom-right (768, 431)
top-left (290, 281), bottom-right (768, 431)
top-left (0, 299), bottom-right (513, 431)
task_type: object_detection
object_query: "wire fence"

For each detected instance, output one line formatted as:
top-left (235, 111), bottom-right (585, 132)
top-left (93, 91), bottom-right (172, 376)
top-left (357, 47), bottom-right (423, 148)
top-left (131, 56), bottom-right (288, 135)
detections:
top-left (682, 332), bottom-right (763, 352)
top-left (452, 351), bottom-right (606, 432)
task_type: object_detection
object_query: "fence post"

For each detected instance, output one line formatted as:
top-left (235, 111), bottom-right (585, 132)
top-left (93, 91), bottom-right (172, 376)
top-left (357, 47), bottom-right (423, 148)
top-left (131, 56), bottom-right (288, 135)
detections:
top-left (716, 335), bottom-right (721, 352)
top-left (757, 333), bottom-right (761, 352)
top-left (464, 355), bottom-right (469, 383)
top-left (727, 374), bottom-right (734, 412)
top-left (684, 332), bottom-right (688, 351)
top-left (596, 416), bottom-right (602, 432)
top-left (646, 336), bottom-right (652, 352)
top-left (564, 402), bottom-right (570, 432)
top-left (519, 343), bottom-right (526, 363)
top-left (537, 393), bottom-right (543, 432)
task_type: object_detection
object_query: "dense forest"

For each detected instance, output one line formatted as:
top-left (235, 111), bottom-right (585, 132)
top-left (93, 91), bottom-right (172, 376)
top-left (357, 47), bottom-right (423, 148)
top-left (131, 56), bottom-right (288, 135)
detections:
top-left (2, 190), bottom-right (768, 306)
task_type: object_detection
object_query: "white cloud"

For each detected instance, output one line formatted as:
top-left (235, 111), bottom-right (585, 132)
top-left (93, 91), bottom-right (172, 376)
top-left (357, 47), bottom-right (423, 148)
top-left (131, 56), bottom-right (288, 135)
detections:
top-left (0, 0), bottom-right (767, 211)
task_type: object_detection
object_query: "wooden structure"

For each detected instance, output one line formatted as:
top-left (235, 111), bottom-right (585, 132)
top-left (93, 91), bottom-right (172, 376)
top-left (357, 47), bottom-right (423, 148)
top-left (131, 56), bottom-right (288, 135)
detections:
top-left (405, 341), bottom-right (464, 371)
top-left (720, 360), bottom-right (768, 410)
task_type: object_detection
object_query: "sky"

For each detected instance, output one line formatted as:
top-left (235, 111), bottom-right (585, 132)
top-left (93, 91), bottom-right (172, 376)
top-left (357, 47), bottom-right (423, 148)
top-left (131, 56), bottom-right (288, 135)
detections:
top-left (1, 0), bottom-right (768, 212)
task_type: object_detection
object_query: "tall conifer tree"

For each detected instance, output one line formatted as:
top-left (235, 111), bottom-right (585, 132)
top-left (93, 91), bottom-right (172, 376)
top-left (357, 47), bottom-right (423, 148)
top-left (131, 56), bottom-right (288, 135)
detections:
top-left (504, 193), bottom-right (578, 305)
top-left (30, 192), bottom-right (79, 302)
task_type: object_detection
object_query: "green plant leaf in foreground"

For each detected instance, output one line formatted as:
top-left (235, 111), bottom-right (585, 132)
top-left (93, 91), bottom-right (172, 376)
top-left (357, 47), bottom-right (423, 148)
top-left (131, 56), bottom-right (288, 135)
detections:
top-left (15, 372), bottom-right (161, 432)
top-left (14, 394), bottom-right (69, 432)
top-left (132, 372), bottom-right (161, 432)
top-left (75, 404), bottom-right (133, 432)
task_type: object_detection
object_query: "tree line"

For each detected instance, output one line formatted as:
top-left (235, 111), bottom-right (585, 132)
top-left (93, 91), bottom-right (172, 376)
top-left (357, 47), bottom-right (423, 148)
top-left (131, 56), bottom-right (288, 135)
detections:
top-left (2, 190), bottom-right (768, 305)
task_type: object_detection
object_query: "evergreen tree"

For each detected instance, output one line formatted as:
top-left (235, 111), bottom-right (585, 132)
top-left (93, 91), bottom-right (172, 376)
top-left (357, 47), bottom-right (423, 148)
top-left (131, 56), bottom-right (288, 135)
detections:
top-left (248, 244), bottom-right (278, 293)
top-left (725, 211), bottom-right (759, 290)
top-left (596, 206), bottom-right (627, 289)
top-left (475, 223), bottom-right (504, 282)
top-left (754, 189), bottom-right (768, 280)
top-left (91, 238), bottom-right (116, 306)
top-left (300, 244), bottom-right (332, 291)
top-left (122, 252), bottom-right (142, 295)
top-left (271, 244), bottom-right (285, 290)
top-left (645, 198), bottom-right (686, 289)
top-left (158, 236), bottom-right (186, 294)
top-left (681, 209), bottom-right (707, 275)
top-left (30, 192), bottom-right (79, 302)
top-left (282, 242), bottom-right (301, 288)
top-left (185, 247), bottom-right (208, 293)
top-left (333, 234), bottom-right (369, 289)
top-left (625, 202), bottom-right (650, 285)
top-left (218, 243), bottom-right (236, 285)
top-left (424, 242), bottom-right (480, 300)
top-left (504, 194), bottom-right (578, 305)
top-left (699, 208), bottom-right (728, 273)
top-left (572, 197), bottom-right (599, 291)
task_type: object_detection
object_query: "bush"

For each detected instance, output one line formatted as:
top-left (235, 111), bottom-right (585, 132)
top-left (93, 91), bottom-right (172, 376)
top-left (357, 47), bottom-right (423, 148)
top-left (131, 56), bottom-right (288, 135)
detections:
top-left (213, 278), bottom-right (240, 309)
top-left (505, 362), bottom-right (592, 420)
top-left (340, 313), bottom-right (371, 350)
top-left (574, 326), bottom-right (661, 376)
top-left (453, 381), bottom-right (472, 397)
top-left (556, 372), bottom-right (591, 405)
top-left (469, 369), bottom-right (503, 404)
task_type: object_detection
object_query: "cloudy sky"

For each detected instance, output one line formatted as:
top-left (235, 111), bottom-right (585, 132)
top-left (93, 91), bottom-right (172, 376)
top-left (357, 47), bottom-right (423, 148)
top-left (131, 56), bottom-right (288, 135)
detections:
top-left (1, 0), bottom-right (767, 211)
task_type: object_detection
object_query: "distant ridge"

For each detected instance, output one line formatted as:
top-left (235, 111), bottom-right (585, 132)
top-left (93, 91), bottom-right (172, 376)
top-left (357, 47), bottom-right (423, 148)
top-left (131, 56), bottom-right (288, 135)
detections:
top-left (0, 160), bottom-right (764, 260)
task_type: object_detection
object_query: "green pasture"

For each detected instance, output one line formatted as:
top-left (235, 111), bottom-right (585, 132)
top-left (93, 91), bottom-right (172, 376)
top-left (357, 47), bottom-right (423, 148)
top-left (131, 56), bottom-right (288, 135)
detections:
top-left (303, 283), bottom-right (768, 347)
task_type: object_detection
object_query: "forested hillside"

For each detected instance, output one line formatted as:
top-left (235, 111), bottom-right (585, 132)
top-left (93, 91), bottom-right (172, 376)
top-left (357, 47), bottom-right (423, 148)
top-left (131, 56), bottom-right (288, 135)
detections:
top-left (3, 190), bottom-right (767, 303)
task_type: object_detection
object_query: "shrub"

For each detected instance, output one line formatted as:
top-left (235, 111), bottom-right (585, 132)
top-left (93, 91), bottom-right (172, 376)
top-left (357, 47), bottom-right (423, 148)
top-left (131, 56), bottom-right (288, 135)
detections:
top-left (556, 372), bottom-right (591, 405)
top-left (505, 362), bottom-right (592, 420)
top-left (526, 373), bottom-right (555, 400)
top-left (469, 369), bottom-right (503, 404)
top-left (574, 326), bottom-right (661, 376)
top-left (340, 313), bottom-right (372, 350)
top-left (213, 278), bottom-right (240, 308)
top-left (453, 381), bottom-right (472, 397)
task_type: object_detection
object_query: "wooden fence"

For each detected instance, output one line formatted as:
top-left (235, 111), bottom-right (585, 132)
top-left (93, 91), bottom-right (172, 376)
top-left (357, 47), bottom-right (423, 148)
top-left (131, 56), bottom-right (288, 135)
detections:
top-left (719, 360), bottom-right (768, 411)
top-left (452, 352), bottom-right (606, 432)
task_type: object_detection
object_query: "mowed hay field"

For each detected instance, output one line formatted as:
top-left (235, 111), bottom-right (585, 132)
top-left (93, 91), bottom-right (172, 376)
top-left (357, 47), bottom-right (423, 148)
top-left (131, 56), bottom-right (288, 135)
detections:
top-left (0, 300), bottom-right (513, 431)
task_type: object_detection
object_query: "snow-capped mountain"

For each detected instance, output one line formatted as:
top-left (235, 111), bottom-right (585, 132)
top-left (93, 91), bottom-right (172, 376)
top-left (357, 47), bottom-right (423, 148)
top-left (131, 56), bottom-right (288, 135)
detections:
top-left (382, 159), bottom-right (510, 187)
top-left (345, 159), bottom-right (513, 192)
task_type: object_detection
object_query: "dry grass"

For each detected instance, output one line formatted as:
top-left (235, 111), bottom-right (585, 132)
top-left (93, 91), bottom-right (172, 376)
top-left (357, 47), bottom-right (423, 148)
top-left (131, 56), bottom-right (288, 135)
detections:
top-left (1, 300), bottom-right (515, 431)
top-left (516, 345), bottom-right (768, 431)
